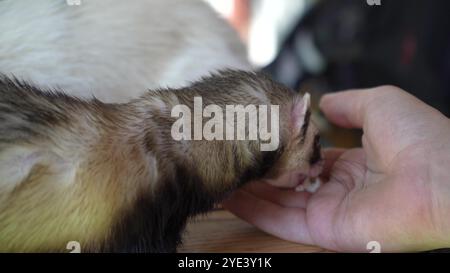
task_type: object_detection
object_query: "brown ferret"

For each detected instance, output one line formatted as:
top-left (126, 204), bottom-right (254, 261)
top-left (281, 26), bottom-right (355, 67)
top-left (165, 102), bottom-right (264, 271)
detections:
top-left (0, 70), bottom-right (322, 252)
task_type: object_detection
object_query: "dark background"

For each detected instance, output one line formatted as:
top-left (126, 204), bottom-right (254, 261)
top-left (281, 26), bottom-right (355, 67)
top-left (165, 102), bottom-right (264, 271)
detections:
top-left (262, 0), bottom-right (450, 147)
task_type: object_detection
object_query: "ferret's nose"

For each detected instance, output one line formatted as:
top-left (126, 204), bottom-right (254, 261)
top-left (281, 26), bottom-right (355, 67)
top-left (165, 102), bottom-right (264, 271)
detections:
top-left (309, 160), bottom-right (324, 178)
top-left (309, 134), bottom-right (321, 165)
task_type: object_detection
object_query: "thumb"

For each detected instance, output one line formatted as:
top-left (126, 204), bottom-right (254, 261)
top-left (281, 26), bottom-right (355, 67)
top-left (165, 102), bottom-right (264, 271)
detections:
top-left (319, 85), bottom-right (442, 130)
top-left (319, 88), bottom-right (379, 129)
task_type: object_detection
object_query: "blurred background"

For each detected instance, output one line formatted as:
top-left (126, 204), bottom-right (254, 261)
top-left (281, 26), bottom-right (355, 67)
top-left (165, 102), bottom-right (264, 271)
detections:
top-left (205, 0), bottom-right (450, 148)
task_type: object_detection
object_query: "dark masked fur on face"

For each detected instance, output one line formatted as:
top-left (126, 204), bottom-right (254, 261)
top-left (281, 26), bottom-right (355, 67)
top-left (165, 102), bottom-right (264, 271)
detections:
top-left (0, 70), bottom-right (321, 252)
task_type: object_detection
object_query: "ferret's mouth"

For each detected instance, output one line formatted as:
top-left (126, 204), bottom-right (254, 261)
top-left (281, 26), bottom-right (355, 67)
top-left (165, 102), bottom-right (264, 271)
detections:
top-left (295, 173), bottom-right (309, 186)
top-left (294, 161), bottom-right (324, 192)
top-left (264, 160), bottom-right (324, 192)
top-left (297, 160), bottom-right (323, 181)
top-left (294, 174), bottom-right (322, 193)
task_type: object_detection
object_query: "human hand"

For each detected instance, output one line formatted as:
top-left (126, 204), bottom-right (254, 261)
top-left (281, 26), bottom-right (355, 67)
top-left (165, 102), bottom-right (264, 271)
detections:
top-left (223, 86), bottom-right (450, 252)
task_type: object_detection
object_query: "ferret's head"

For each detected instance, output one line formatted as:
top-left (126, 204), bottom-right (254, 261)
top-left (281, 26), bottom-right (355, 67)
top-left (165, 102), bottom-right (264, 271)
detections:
top-left (261, 92), bottom-right (323, 190)
top-left (161, 70), bottom-right (323, 192)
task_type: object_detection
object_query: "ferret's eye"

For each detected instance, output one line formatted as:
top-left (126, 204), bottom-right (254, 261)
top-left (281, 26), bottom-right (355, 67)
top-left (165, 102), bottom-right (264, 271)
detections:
top-left (309, 134), bottom-right (321, 165)
top-left (299, 109), bottom-right (311, 143)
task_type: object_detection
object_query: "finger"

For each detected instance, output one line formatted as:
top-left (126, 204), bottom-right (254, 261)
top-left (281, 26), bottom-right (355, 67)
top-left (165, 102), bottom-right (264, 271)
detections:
top-left (319, 86), bottom-right (426, 130)
top-left (321, 148), bottom-right (347, 180)
top-left (242, 181), bottom-right (311, 208)
top-left (223, 189), bottom-right (314, 245)
top-left (319, 89), bottom-right (373, 129)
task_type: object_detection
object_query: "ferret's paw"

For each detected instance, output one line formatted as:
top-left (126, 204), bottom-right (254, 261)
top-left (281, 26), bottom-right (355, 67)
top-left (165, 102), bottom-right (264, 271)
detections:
top-left (295, 177), bottom-right (322, 193)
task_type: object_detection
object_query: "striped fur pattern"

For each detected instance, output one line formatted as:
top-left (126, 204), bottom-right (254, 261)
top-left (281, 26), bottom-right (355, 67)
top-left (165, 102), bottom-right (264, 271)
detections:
top-left (0, 70), bottom-right (320, 252)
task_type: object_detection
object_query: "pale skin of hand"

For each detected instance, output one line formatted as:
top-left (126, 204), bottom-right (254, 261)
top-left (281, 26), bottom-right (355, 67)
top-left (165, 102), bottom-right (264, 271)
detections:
top-left (223, 86), bottom-right (450, 252)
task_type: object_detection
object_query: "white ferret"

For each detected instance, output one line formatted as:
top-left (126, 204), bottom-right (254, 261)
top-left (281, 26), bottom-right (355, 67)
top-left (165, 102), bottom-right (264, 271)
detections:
top-left (0, 0), bottom-right (251, 102)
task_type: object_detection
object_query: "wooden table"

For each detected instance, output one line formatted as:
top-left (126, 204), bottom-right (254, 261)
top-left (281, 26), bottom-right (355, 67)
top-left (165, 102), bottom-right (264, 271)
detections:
top-left (179, 210), bottom-right (329, 253)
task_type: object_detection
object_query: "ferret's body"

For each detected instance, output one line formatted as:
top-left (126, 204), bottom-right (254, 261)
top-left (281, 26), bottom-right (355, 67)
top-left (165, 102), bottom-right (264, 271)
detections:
top-left (0, 1), bottom-right (321, 252)
top-left (0, 71), bottom-right (321, 252)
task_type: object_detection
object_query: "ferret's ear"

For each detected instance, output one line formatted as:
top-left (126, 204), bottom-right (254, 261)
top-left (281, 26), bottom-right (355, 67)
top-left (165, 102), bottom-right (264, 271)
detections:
top-left (290, 93), bottom-right (310, 135)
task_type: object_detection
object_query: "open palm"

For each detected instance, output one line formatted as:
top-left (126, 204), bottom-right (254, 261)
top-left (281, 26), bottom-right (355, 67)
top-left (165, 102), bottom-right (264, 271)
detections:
top-left (223, 86), bottom-right (450, 252)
